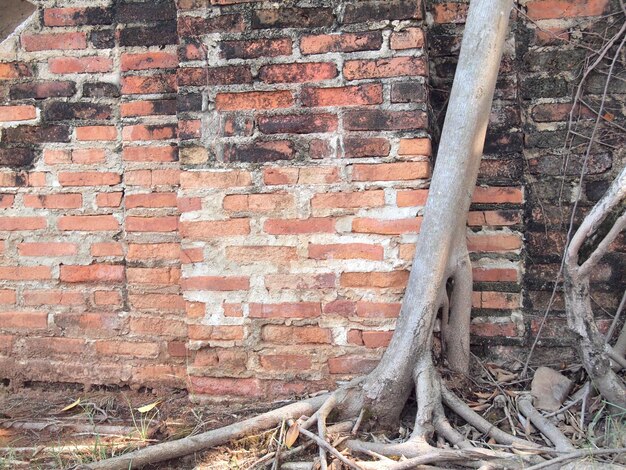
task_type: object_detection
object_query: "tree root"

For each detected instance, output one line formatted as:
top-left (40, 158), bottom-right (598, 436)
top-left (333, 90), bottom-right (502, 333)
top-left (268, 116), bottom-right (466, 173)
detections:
top-left (517, 396), bottom-right (574, 452)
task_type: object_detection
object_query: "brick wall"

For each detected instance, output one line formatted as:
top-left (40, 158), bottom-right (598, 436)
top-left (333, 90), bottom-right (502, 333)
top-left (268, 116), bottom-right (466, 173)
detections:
top-left (0, 0), bottom-right (622, 398)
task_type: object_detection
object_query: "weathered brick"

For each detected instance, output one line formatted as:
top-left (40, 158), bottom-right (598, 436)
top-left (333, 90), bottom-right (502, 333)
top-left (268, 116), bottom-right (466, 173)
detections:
top-left (300, 32), bottom-right (383, 54)
top-left (390, 28), bottom-right (425, 50)
top-left (58, 215), bottom-right (119, 231)
top-left (302, 84), bottom-right (383, 107)
top-left (215, 91), bottom-right (293, 111)
top-left (180, 219), bottom-right (250, 239)
top-left (59, 172), bottom-right (121, 187)
top-left (10, 81), bottom-right (76, 100)
top-left (265, 273), bottom-right (335, 290)
top-left (221, 38), bottom-right (292, 59)
top-left (260, 354), bottom-right (311, 371)
top-left (328, 355), bottom-right (378, 374)
top-left (22, 33), bottom-right (87, 51)
top-left (121, 100), bottom-right (177, 117)
top-left (344, 109), bottom-right (427, 131)
top-left (75, 126), bottom-right (118, 141)
top-left (119, 23), bottom-right (178, 47)
top-left (352, 162), bottom-right (430, 181)
top-left (344, 137), bottom-right (390, 158)
top-left (308, 243), bottom-right (384, 261)
top-left (344, 57), bottom-right (427, 80)
top-left (126, 216), bottom-right (178, 232)
top-left (224, 140), bottom-right (295, 163)
top-left (312, 191), bottom-right (384, 210)
top-left (122, 74), bottom-right (177, 94)
top-left (178, 14), bottom-right (245, 36)
top-left (48, 57), bottom-right (112, 74)
top-left (249, 302), bottom-right (321, 319)
top-left (0, 105), bottom-right (37, 122)
top-left (433, 3), bottom-right (469, 23)
top-left (60, 265), bottom-right (125, 283)
top-left (264, 218), bottom-right (335, 234)
top-left (3, 125), bottom-right (70, 144)
top-left (44, 7), bottom-right (113, 26)
top-left (182, 276), bottom-right (249, 291)
top-left (180, 170), bottom-right (251, 189)
top-left (252, 8), bottom-right (334, 29)
top-left (23, 194), bottom-right (82, 209)
top-left (258, 113), bottom-right (338, 134)
top-left (121, 52), bottom-right (178, 71)
top-left (44, 102), bottom-right (111, 121)
top-left (526, 0), bottom-right (608, 20)
top-left (226, 246), bottom-right (297, 264)
top-left (342, 0), bottom-right (421, 23)
top-left (259, 63), bottom-right (337, 84)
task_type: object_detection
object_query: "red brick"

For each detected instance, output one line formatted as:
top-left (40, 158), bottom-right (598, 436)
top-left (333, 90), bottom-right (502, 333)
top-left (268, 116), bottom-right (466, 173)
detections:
top-left (471, 320), bottom-right (519, 337)
top-left (129, 293), bottom-right (185, 312)
top-left (130, 318), bottom-right (186, 337)
top-left (122, 124), bottom-right (176, 142)
top-left (390, 28), bottom-right (425, 50)
top-left (433, 3), bottom-right (469, 23)
top-left (472, 187), bottom-right (523, 204)
top-left (396, 189), bottom-right (429, 207)
top-left (264, 273), bottom-right (335, 290)
top-left (226, 246), bottom-right (298, 264)
top-left (182, 276), bottom-right (250, 291)
top-left (91, 243), bottom-right (124, 257)
top-left (261, 325), bottom-right (331, 344)
top-left (23, 290), bottom-right (84, 306)
top-left (352, 217), bottom-right (422, 235)
top-left (0, 195), bottom-right (14, 208)
top-left (190, 377), bottom-right (262, 397)
top-left (312, 191), bottom-right (384, 210)
top-left (180, 219), bottom-right (250, 239)
top-left (398, 138), bottom-right (432, 156)
top-left (264, 218), bottom-right (335, 234)
top-left (58, 215), bottom-right (119, 231)
top-left (188, 325), bottom-right (243, 341)
top-left (526, 0), bottom-right (608, 20)
top-left (473, 267), bottom-right (519, 283)
top-left (300, 32), bottom-right (382, 54)
top-left (257, 113), bottom-right (337, 134)
top-left (308, 243), bottom-right (384, 261)
top-left (323, 300), bottom-right (356, 316)
top-left (301, 84), bottom-right (383, 107)
top-left (97, 192), bottom-right (123, 207)
top-left (361, 331), bottom-right (393, 348)
top-left (340, 271), bottom-right (408, 288)
top-left (344, 57), bottom-right (426, 80)
top-left (472, 291), bottom-right (520, 310)
top-left (343, 137), bottom-right (390, 158)
top-left (0, 312), bottom-right (48, 329)
top-left (223, 193), bottom-right (294, 213)
top-left (0, 267), bottom-right (51, 281)
top-left (356, 302), bottom-right (401, 318)
top-left (0, 290), bottom-right (16, 305)
top-left (249, 302), bottom-right (321, 319)
top-left (126, 193), bottom-right (177, 208)
top-left (259, 62), bottom-right (337, 83)
top-left (125, 169), bottom-right (180, 187)
top-left (127, 267), bottom-right (180, 285)
top-left (120, 100), bottom-right (176, 118)
top-left (181, 170), bottom-right (252, 189)
top-left (0, 217), bottom-right (46, 231)
top-left (352, 162), bottom-right (430, 181)
top-left (121, 52), bottom-right (178, 71)
top-left (58, 172), bottom-right (121, 186)
top-left (221, 37), bottom-right (292, 59)
top-left (18, 242), bottom-right (78, 257)
top-left (22, 33), bottom-right (87, 51)
top-left (122, 146), bottom-right (177, 162)
top-left (467, 234), bottom-right (522, 253)
top-left (263, 166), bottom-right (340, 185)
top-left (26, 337), bottom-right (86, 355)
top-left (122, 74), bottom-right (177, 94)
top-left (0, 335), bottom-right (13, 353)
top-left (215, 90), bottom-right (294, 111)
top-left (0, 105), bottom-right (37, 122)
top-left (468, 210), bottom-right (521, 226)
top-left (23, 194), bottom-right (82, 209)
top-left (48, 57), bottom-right (112, 74)
top-left (61, 265), bottom-right (125, 283)
top-left (75, 126), bottom-right (117, 141)
top-left (328, 355), bottom-right (378, 374)
top-left (127, 243), bottom-right (180, 261)
top-left (0, 62), bottom-right (31, 80)
top-left (96, 340), bottom-right (159, 358)
top-left (260, 354), bottom-right (311, 370)
top-left (93, 291), bottom-right (123, 307)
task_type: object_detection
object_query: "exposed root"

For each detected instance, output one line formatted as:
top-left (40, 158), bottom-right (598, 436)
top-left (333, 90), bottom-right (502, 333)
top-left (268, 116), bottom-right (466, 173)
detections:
top-left (441, 386), bottom-right (539, 449)
top-left (297, 426), bottom-right (361, 470)
top-left (517, 396), bottom-right (575, 452)
top-left (316, 394), bottom-right (337, 470)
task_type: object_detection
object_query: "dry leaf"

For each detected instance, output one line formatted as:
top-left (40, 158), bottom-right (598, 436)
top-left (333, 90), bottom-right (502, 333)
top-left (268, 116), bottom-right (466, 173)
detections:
top-left (61, 398), bottom-right (81, 412)
top-left (285, 421), bottom-right (300, 448)
top-left (136, 400), bottom-right (161, 413)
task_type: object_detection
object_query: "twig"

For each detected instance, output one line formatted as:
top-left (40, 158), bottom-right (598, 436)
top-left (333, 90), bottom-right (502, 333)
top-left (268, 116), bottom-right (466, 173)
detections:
top-left (298, 427), bottom-right (362, 470)
top-left (351, 409), bottom-right (365, 436)
top-left (523, 447), bottom-right (626, 470)
top-left (606, 289), bottom-right (626, 342)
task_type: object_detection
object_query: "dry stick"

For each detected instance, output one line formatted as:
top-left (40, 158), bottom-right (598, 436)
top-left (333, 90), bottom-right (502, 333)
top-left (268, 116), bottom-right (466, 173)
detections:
top-left (522, 19), bottom-right (626, 377)
top-left (87, 395), bottom-right (327, 470)
top-left (441, 387), bottom-right (539, 449)
top-left (297, 427), bottom-right (361, 470)
top-left (606, 289), bottom-right (626, 343)
top-left (517, 397), bottom-right (574, 452)
top-left (316, 394), bottom-right (337, 470)
top-left (523, 447), bottom-right (626, 470)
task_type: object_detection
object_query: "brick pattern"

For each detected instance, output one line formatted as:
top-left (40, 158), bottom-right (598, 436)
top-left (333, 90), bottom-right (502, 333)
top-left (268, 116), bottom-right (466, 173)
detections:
top-left (428, 0), bottom-right (624, 358)
top-left (0, 0), bottom-right (619, 397)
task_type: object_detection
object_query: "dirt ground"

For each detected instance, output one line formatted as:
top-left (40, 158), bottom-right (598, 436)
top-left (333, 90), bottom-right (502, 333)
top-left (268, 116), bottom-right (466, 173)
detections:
top-left (0, 383), bottom-right (294, 469)
top-left (1, 362), bottom-right (624, 469)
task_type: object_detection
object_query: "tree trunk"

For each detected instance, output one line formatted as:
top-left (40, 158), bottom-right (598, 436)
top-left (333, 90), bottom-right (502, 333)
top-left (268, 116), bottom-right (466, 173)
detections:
top-left (353, 0), bottom-right (515, 428)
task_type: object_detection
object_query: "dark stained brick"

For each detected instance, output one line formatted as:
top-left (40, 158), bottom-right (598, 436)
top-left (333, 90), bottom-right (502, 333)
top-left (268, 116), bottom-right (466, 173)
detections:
top-left (252, 8), bottom-right (334, 29)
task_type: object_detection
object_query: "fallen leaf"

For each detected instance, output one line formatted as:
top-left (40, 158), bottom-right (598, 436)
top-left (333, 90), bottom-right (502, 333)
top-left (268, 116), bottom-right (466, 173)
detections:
top-left (531, 367), bottom-right (572, 412)
top-left (61, 398), bottom-right (81, 412)
top-left (285, 421), bottom-right (300, 448)
top-left (137, 400), bottom-right (161, 413)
